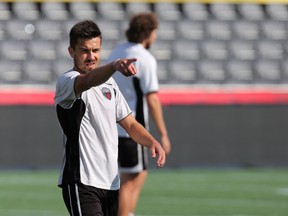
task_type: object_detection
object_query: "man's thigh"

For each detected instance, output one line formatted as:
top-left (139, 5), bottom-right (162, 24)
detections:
top-left (62, 183), bottom-right (119, 216)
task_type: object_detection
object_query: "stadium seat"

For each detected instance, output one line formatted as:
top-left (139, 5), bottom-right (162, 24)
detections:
top-left (62, 19), bottom-right (78, 36)
top-left (210, 3), bottom-right (238, 21)
top-left (35, 19), bottom-right (63, 40)
top-left (266, 4), bottom-right (288, 21)
top-left (254, 60), bottom-right (282, 83)
top-left (157, 20), bottom-right (176, 41)
top-left (97, 2), bottom-right (125, 20)
top-left (198, 60), bottom-right (226, 83)
top-left (100, 41), bottom-right (118, 61)
top-left (56, 40), bottom-right (71, 60)
top-left (205, 20), bottom-right (232, 40)
top-left (256, 40), bottom-right (284, 60)
top-left (281, 61), bottom-right (288, 82)
top-left (154, 2), bottom-right (182, 21)
top-left (150, 40), bottom-right (172, 60)
top-left (173, 39), bottom-right (201, 60)
top-left (226, 60), bottom-right (254, 83)
top-left (96, 19), bottom-right (121, 41)
top-left (53, 59), bottom-right (73, 79)
top-left (23, 60), bottom-right (53, 84)
top-left (156, 60), bottom-right (170, 84)
top-left (0, 60), bottom-right (23, 83)
top-left (233, 20), bottom-right (260, 40)
top-left (28, 40), bottom-right (57, 61)
top-left (238, 3), bottom-right (265, 21)
top-left (201, 40), bottom-right (228, 60)
top-left (170, 60), bottom-right (198, 83)
top-left (261, 20), bottom-right (287, 41)
top-left (229, 40), bottom-right (256, 60)
top-left (69, 2), bottom-right (97, 20)
top-left (6, 19), bottom-right (35, 40)
top-left (126, 2), bottom-right (151, 16)
top-left (41, 2), bottom-right (69, 21)
top-left (12, 2), bottom-right (39, 21)
top-left (0, 40), bottom-right (28, 61)
top-left (177, 19), bottom-right (204, 40)
top-left (182, 3), bottom-right (209, 21)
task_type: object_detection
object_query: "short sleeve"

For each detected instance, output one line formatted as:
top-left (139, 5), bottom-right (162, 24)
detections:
top-left (112, 79), bottom-right (132, 122)
top-left (54, 71), bottom-right (79, 109)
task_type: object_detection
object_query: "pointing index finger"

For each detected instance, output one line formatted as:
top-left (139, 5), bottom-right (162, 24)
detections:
top-left (127, 58), bottom-right (137, 64)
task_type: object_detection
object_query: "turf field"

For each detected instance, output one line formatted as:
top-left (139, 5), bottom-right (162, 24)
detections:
top-left (0, 168), bottom-right (287, 216)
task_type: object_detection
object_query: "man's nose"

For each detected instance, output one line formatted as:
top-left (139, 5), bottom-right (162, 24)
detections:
top-left (86, 51), bottom-right (95, 59)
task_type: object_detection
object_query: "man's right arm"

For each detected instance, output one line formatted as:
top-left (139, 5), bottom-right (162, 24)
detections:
top-left (74, 58), bottom-right (137, 96)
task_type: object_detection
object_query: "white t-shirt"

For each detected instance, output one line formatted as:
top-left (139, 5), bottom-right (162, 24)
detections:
top-left (107, 42), bottom-right (159, 137)
top-left (54, 70), bottom-right (131, 190)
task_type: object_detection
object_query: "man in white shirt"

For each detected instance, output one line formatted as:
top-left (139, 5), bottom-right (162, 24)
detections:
top-left (54, 20), bottom-right (166, 216)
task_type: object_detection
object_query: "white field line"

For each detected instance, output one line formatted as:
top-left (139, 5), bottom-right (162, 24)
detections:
top-left (142, 196), bottom-right (288, 208)
top-left (275, 188), bottom-right (288, 196)
top-left (137, 215), bottom-right (259, 216)
top-left (0, 209), bottom-right (64, 216)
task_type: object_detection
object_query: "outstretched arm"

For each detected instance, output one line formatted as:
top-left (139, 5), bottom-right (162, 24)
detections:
top-left (119, 114), bottom-right (166, 168)
top-left (75, 58), bottom-right (137, 96)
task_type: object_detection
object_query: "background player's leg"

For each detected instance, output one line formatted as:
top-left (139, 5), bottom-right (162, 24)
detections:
top-left (118, 171), bottom-right (147, 216)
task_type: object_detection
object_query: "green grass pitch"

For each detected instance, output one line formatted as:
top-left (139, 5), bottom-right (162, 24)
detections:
top-left (0, 168), bottom-right (288, 216)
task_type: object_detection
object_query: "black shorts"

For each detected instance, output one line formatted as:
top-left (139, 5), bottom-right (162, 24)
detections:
top-left (118, 137), bottom-right (148, 173)
top-left (62, 183), bottom-right (119, 216)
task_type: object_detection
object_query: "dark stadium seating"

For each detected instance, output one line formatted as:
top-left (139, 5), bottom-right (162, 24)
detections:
top-left (1, 1), bottom-right (288, 86)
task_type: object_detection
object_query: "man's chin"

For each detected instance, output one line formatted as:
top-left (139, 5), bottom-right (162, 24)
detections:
top-left (86, 67), bottom-right (96, 73)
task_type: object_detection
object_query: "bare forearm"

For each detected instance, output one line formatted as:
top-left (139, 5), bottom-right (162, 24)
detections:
top-left (147, 93), bottom-right (171, 154)
top-left (120, 115), bottom-right (158, 148)
top-left (147, 93), bottom-right (168, 137)
top-left (127, 121), bottom-right (166, 167)
top-left (74, 58), bottom-right (137, 95)
top-left (86, 62), bottom-right (116, 87)
top-left (119, 114), bottom-right (166, 167)
top-left (127, 121), bottom-right (158, 148)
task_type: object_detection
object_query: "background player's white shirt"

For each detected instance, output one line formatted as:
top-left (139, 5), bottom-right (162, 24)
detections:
top-left (107, 42), bottom-right (159, 137)
top-left (55, 70), bottom-right (131, 190)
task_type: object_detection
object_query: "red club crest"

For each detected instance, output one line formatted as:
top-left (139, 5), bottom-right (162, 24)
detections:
top-left (102, 87), bottom-right (112, 100)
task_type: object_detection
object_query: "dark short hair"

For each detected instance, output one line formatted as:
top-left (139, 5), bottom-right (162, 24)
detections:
top-left (69, 20), bottom-right (102, 48)
top-left (126, 12), bottom-right (158, 43)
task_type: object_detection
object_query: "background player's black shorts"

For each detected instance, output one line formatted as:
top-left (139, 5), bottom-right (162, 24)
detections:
top-left (118, 137), bottom-right (148, 173)
top-left (62, 183), bottom-right (119, 216)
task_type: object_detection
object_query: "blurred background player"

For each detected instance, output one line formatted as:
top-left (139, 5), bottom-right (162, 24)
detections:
top-left (107, 12), bottom-right (171, 216)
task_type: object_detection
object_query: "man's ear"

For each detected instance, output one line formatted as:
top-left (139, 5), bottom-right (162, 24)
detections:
top-left (68, 46), bottom-right (74, 58)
